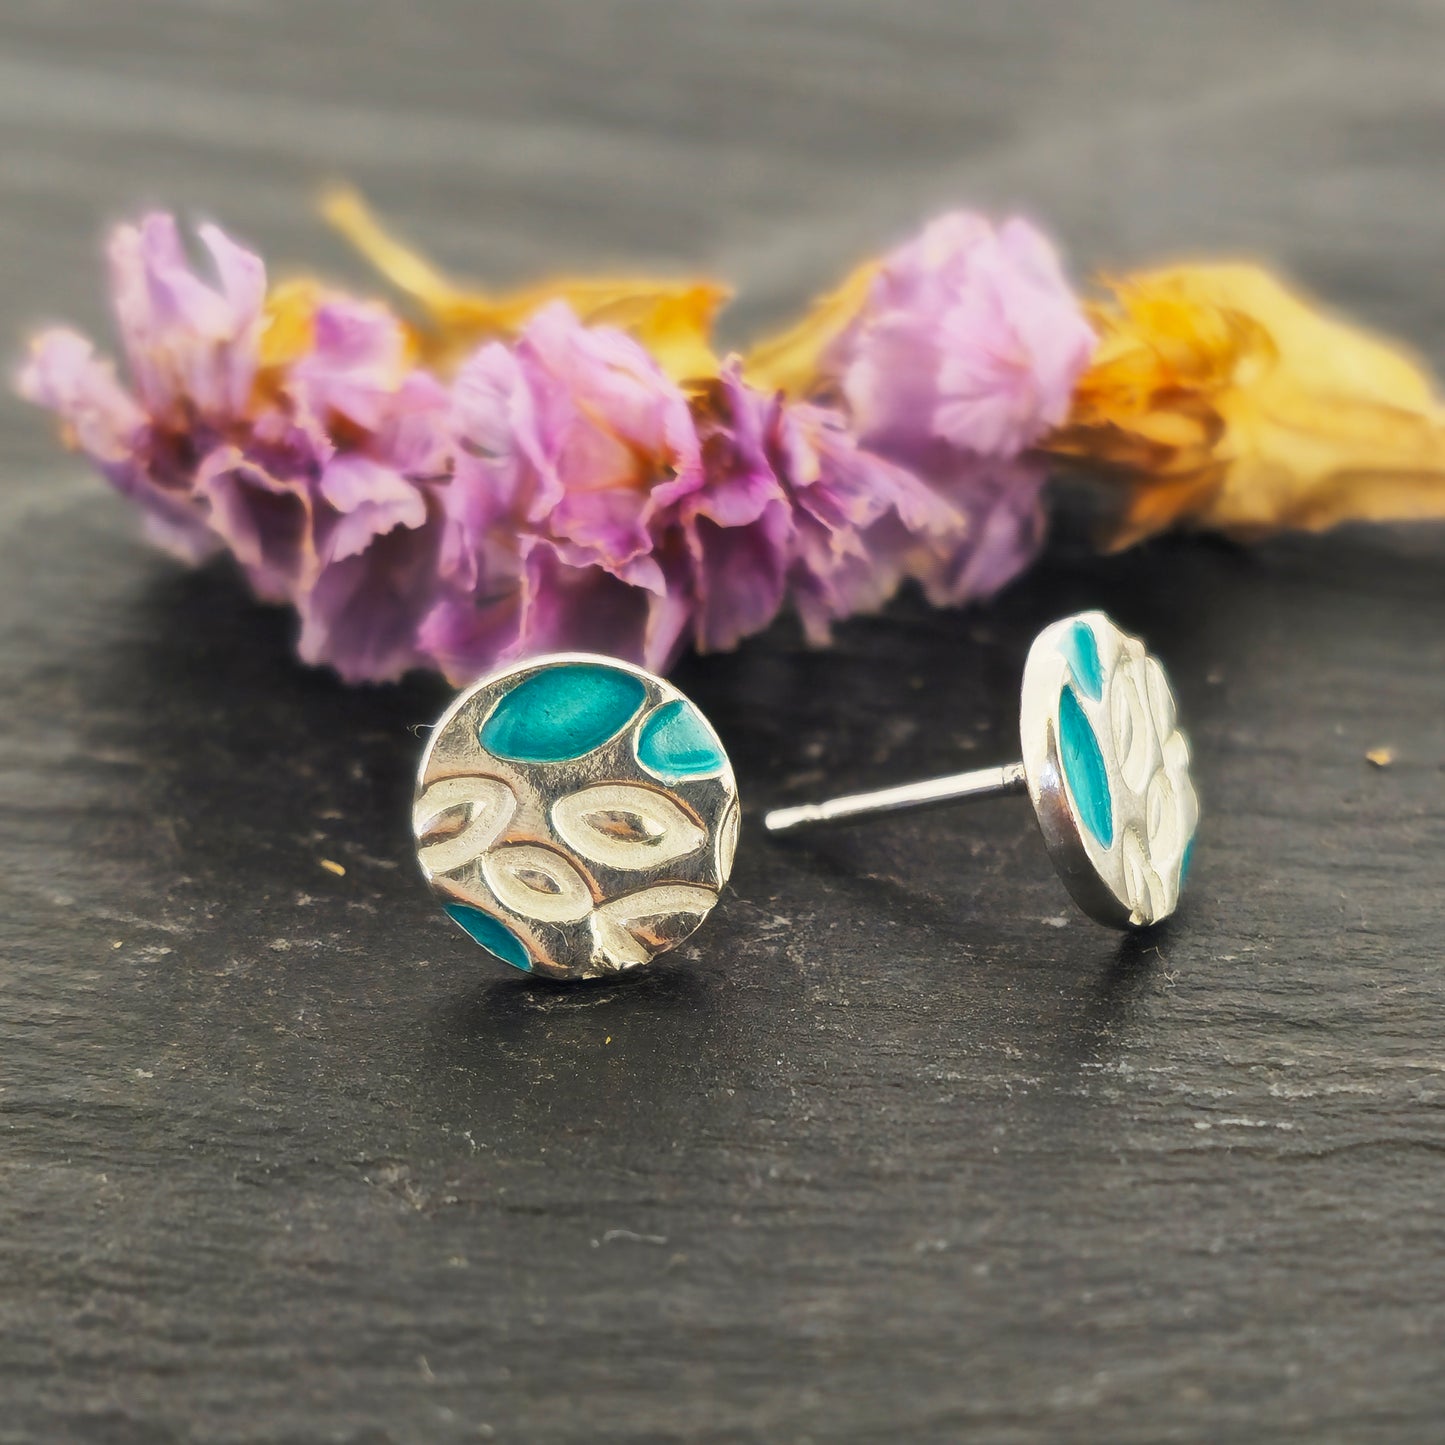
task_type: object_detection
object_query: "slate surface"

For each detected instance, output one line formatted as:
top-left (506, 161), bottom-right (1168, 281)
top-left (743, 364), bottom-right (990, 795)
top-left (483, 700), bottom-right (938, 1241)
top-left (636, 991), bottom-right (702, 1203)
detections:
top-left (1, 3), bottom-right (1443, 1442)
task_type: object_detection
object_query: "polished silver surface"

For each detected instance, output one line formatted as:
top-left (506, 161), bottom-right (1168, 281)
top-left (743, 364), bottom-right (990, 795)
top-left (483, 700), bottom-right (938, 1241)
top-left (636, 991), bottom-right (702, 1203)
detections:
top-left (414, 652), bottom-right (739, 980)
top-left (764, 612), bottom-right (1199, 929)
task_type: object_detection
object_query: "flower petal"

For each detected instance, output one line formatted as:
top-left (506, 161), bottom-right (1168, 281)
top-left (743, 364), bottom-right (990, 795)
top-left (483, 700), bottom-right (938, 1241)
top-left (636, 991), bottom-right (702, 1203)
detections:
top-left (1047, 263), bottom-right (1445, 544)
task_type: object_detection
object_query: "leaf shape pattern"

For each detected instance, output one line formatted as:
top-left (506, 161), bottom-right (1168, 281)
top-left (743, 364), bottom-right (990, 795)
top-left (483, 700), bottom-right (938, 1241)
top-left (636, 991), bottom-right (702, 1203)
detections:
top-left (413, 776), bottom-right (517, 875)
top-left (1054, 616), bottom-right (1199, 924)
top-left (551, 784), bottom-right (706, 871)
top-left (482, 844), bottom-right (594, 923)
top-left (590, 885), bottom-right (719, 969)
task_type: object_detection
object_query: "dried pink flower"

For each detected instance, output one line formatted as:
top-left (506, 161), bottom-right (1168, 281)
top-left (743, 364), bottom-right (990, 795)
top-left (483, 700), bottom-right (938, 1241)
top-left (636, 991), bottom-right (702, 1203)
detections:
top-left (683, 366), bottom-right (796, 653)
top-left (294, 338), bottom-right (451, 681)
top-left (422, 301), bottom-right (705, 682)
top-left (21, 218), bottom-right (463, 682)
top-left (20, 326), bottom-right (219, 562)
top-left (108, 213), bottom-right (266, 426)
top-left (769, 402), bottom-right (960, 644)
top-left (824, 212), bottom-right (1096, 464)
top-left (19, 209), bottom-right (1093, 687)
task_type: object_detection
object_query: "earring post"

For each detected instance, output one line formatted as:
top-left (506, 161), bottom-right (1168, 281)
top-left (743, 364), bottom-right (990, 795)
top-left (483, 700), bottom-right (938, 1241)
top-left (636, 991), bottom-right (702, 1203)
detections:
top-left (763, 761), bottom-right (1027, 834)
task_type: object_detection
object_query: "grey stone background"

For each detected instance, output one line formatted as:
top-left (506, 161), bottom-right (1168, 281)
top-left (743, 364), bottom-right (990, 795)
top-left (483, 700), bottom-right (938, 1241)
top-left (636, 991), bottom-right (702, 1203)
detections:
top-left (1, 3), bottom-right (1442, 1442)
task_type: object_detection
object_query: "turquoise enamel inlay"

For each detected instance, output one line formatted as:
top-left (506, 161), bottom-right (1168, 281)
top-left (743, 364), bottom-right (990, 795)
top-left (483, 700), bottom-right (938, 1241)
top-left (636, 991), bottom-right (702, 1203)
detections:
top-left (1061, 619), bottom-right (1104, 701)
top-left (444, 903), bottom-right (533, 972)
top-left (1058, 685), bottom-right (1114, 848)
top-left (636, 699), bottom-right (724, 782)
top-left (479, 663), bottom-right (646, 764)
top-left (1180, 835), bottom-right (1196, 885)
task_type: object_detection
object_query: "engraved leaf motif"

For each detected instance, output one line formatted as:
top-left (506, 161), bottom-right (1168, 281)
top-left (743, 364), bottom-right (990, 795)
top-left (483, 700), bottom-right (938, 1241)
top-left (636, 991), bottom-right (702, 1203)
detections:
top-left (1111, 645), bottom-right (1198, 920)
top-left (1121, 828), bottom-right (1164, 926)
top-left (1059, 620), bottom-right (1199, 925)
top-left (1145, 768), bottom-right (1180, 860)
top-left (482, 844), bottom-right (594, 923)
top-left (1108, 652), bottom-right (1157, 795)
top-left (715, 799), bottom-right (741, 883)
top-left (552, 784), bottom-right (706, 871)
top-left (413, 776), bottom-right (516, 875)
top-left (590, 884), bottom-right (718, 968)
top-left (590, 810), bottom-right (664, 843)
top-left (589, 915), bottom-right (652, 970)
top-left (1144, 654), bottom-right (1177, 740)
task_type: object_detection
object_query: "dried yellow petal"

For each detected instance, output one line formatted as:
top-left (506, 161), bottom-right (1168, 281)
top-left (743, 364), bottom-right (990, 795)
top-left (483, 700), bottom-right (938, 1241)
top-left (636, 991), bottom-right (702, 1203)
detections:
top-left (741, 256), bottom-right (879, 398)
top-left (258, 278), bottom-right (322, 369)
top-left (1047, 264), bottom-right (1445, 547)
top-left (320, 187), bottom-right (728, 383)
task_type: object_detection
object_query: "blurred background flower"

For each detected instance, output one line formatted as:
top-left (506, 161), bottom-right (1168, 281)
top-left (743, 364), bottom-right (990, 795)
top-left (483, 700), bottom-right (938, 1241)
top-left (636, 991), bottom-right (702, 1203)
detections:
top-left (22, 180), bottom-right (1445, 686)
top-left (21, 203), bottom-right (1103, 684)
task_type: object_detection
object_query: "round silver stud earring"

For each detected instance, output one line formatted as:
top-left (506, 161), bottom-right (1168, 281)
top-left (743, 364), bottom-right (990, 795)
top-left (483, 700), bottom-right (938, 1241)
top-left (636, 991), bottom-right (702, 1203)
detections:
top-left (765, 611), bottom-right (1199, 928)
top-left (414, 653), bottom-right (740, 980)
